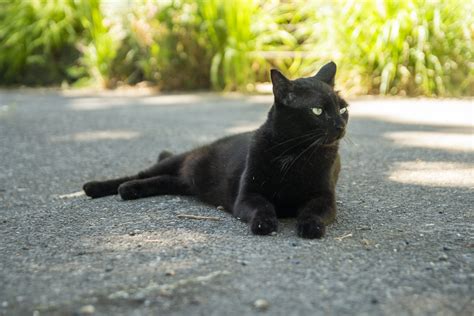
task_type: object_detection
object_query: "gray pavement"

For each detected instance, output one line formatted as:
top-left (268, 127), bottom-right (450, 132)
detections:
top-left (0, 90), bottom-right (473, 316)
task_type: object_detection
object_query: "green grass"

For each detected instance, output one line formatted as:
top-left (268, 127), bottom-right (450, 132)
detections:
top-left (0, 0), bottom-right (472, 96)
top-left (0, 0), bottom-right (95, 85)
top-left (74, 0), bottom-right (120, 88)
top-left (335, 0), bottom-right (473, 96)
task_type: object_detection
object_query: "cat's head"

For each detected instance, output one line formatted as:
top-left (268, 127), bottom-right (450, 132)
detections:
top-left (270, 61), bottom-right (348, 144)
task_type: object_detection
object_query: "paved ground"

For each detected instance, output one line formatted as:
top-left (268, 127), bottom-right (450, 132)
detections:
top-left (0, 90), bottom-right (472, 316)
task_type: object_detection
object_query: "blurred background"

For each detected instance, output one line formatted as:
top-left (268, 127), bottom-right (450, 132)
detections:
top-left (0, 0), bottom-right (472, 96)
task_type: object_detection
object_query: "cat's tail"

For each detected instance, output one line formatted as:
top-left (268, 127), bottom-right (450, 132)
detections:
top-left (158, 150), bottom-right (174, 162)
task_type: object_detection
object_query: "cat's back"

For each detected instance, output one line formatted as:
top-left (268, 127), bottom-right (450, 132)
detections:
top-left (180, 131), bottom-right (254, 208)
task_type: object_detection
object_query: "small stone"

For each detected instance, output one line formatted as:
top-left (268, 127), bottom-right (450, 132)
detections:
top-left (159, 288), bottom-right (173, 297)
top-left (108, 290), bottom-right (129, 300)
top-left (442, 246), bottom-right (452, 251)
top-left (105, 266), bottom-right (113, 272)
top-left (79, 305), bottom-right (95, 314)
top-left (360, 239), bottom-right (371, 246)
top-left (370, 298), bottom-right (379, 304)
top-left (254, 298), bottom-right (269, 311)
top-left (216, 205), bottom-right (225, 211)
top-left (1, 301), bottom-right (8, 308)
top-left (438, 254), bottom-right (448, 261)
top-left (270, 231), bottom-right (277, 236)
top-left (128, 231), bottom-right (136, 236)
top-left (131, 292), bottom-right (146, 302)
top-left (165, 270), bottom-right (175, 276)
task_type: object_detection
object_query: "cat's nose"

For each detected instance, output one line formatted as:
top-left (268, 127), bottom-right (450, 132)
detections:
top-left (334, 121), bottom-right (345, 132)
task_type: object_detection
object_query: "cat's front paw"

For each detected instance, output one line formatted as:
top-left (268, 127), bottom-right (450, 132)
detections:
top-left (118, 181), bottom-right (141, 200)
top-left (297, 217), bottom-right (325, 239)
top-left (250, 213), bottom-right (278, 236)
top-left (83, 181), bottom-right (108, 198)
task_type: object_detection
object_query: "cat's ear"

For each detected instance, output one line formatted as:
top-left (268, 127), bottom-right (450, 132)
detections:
top-left (314, 61), bottom-right (337, 87)
top-left (271, 69), bottom-right (293, 105)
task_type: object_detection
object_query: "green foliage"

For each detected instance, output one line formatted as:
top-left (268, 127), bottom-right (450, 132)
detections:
top-left (143, 0), bottom-right (211, 90)
top-left (74, 0), bottom-right (122, 88)
top-left (106, 1), bottom-right (211, 90)
top-left (252, 1), bottom-right (330, 80)
top-left (0, 0), bottom-right (472, 96)
top-left (0, 0), bottom-right (92, 85)
top-left (197, 0), bottom-right (260, 90)
top-left (336, 0), bottom-right (473, 96)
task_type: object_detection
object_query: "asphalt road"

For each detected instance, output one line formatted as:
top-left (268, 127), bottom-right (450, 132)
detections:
top-left (0, 90), bottom-right (472, 316)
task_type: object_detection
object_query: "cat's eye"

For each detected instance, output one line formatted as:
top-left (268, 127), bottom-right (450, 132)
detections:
top-left (312, 108), bottom-right (323, 116)
top-left (339, 107), bottom-right (347, 114)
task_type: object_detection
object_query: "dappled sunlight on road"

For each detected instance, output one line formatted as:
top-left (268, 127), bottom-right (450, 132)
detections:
top-left (50, 130), bottom-right (140, 142)
top-left (91, 229), bottom-right (209, 252)
top-left (62, 229), bottom-right (209, 274)
top-left (349, 98), bottom-right (473, 127)
top-left (385, 131), bottom-right (474, 152)
top-left (347, 98), bottom-right (474, 189)
top-left (388, 161), bottom-right (474, 188)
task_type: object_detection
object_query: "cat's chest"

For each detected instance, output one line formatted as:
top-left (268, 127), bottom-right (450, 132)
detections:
top-left (266, 155), bottom-right (327, 192)
top-left (276, 154), bottom-right (320, 173)
top-left (252, 153), bottom-right (332, 201)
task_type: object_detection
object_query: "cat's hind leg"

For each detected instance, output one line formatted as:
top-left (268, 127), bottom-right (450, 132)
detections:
top-left (83, 176), bottom-right (136, 198)
top-left (118, 175), bottom-right (190, 200)
top-left (83, 153), bottom-right (185, 198)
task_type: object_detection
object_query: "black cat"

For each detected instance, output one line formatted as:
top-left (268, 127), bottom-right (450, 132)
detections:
top-left (83, 61), bottom-right (349, 239)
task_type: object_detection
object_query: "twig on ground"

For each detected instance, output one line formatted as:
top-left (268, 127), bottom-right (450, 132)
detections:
top-left (59, 191), bottom-right (85, 199)
top-left (177, 214), bottom-right (221, 221)
top-left (335, 232), bottom-right (353, 241)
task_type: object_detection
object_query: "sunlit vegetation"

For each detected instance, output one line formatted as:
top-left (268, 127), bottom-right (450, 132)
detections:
top-left (0, 0), bottom-right (472, 96)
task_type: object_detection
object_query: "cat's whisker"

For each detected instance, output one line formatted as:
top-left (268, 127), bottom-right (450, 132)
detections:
top-left (271, 131), bottom-right (326, 162)
top-left (280, 134), bottom-right (326, 181)
top-left (344, 135), bottom-right (356, 146)
top-left (302, 136), bottom-right (324, 168)
top-left (267, 128), bottom-right (325, 151)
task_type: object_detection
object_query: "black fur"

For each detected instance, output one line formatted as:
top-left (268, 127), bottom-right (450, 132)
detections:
top-left (83, 61), bottom-right (349, 238)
